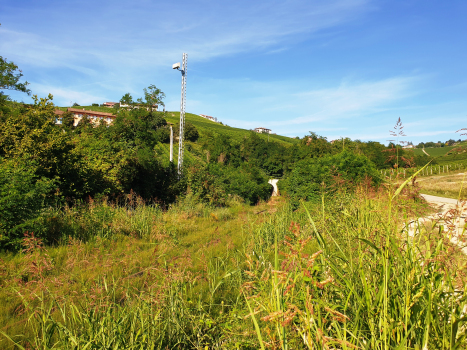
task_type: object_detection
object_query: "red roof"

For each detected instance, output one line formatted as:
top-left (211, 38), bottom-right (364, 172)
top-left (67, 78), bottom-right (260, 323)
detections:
top-left (68, 108), bottom-right (116, 117)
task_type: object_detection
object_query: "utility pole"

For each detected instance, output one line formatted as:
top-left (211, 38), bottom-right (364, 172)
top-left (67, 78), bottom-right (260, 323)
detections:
top-left (169, 125), bottom-right (174, 163)
top-left (172, 53), bottom-right (187, 177)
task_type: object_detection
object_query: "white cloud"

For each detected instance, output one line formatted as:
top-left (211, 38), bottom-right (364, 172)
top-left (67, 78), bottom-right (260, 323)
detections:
top-left (0, 0), bottom-right (373, 73)
top-left (32, 84), bottom-right (106, 106)
top-left (193, 75), bottom-right (417, 129)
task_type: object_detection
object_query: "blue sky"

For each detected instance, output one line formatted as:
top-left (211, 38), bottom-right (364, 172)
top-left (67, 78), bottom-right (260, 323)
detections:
top-left (1, 0), bottom-right (466, 144)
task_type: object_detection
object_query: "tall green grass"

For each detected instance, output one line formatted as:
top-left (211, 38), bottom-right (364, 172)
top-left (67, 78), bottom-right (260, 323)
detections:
top-left (1, 190), bottom-right (466, 349)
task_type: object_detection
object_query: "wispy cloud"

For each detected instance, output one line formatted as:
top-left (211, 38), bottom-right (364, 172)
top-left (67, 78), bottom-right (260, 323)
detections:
top-left (194, 75), bottom-right (417, 130)
top-left (0, 0), bottom-right (372, 73)
top-left (32, 83), bottom-right (107, 106)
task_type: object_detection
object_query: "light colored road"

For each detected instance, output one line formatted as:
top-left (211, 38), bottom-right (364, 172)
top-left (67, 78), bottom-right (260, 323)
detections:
top-left (268, 179), bottom-right (279, 196)
top-left (422, 148), bottom-right (430, 156)
top-left (420, 193), bottom-right (458, 205)
top-left (406, 194), bottom-right (467, 254)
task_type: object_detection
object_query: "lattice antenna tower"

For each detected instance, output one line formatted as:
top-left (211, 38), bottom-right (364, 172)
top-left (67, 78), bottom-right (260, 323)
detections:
top-left (172, 53), bottom-right (187, 177)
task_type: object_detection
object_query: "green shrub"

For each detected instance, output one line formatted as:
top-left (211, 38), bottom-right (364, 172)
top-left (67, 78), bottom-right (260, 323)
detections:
top-left (0, 158), bottom-right (56, 249)
top-left (154, 127), bottom-right (170, 143)
top-left (174, 121), bottom-right (199, 142)
top-left (186, 164), bottom-right (271, 205)
top-left (279, 150), bottom-right (381, 206)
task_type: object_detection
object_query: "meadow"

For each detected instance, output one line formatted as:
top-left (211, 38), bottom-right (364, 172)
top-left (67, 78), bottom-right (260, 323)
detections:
top-left (412, 146), bottom-right (456, 158)
top-left (1, 182), bottom-right (466, 349)
top-left (417, 173), bottom-right (467, 199)
top-left (2, 99), bottom-right (467, 348)
top-left (163, 112), bottom-right (299, 146)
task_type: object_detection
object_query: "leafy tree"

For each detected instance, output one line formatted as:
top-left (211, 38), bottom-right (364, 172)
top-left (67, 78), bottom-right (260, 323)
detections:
top-left (0, 95), bottom-right (87, 199)
top-left (200, 131), bottom-right (240, 165)
top-left (280, 150), bottom-right (381, 207)
top-left (0, 158), bottom-right (56, 249)
top-left (359, 141), bottom-right (388, 169)
top-left (137, 84), bottom-right (165, 110)
top-left (61, 110), bottom-right (75, 129)
top-left (154, 128), bottom-right (170, 143)
top-left (241, 132), bottom-right (287, 176)
top-left (120, 93), bottom-right (134, 107)
top-left (446, 139), bottom-right (456, 146)
top-left (111, 108), bottom-right (167, 147)
top-left (186, 163), bottom-right (271, 205)
top-left (0, 56), bottom-right (31, 97)
top-left (175, 121), bottom-right (199, 142)
top-left (72, 102), bottom-right (80, 107)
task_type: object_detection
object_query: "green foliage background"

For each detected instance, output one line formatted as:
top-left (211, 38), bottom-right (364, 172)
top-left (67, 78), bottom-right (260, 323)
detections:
top-left (0, 83), bottom-right (425, 249)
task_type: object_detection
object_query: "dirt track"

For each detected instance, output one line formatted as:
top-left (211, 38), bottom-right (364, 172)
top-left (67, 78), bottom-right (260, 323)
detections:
top-left (406, 194), bottom-right (467, 254)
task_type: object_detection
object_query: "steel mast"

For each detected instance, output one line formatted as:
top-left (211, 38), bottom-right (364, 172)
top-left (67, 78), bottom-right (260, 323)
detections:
top-left (176, 53), bottom-right (187, 177)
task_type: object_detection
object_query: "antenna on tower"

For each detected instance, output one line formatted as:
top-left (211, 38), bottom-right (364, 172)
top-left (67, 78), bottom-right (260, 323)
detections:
top-left (172, 53), bottom-right (187, 178)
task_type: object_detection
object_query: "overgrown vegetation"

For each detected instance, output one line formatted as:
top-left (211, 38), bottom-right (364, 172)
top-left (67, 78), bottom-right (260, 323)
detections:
top-left (0, 187), bottom-right (466, 349)
top-left (1, 60), bottom-right (466, 348)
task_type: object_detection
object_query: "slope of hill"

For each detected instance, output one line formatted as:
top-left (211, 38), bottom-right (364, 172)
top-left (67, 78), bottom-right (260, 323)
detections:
top-left (164, 112), bottom-right (298, 146)
top-left (58, 106), bottom-right (299, 146)
top-left (412, 146), bottom-right (457, 157)
top-left (412, 142), bottom-right (467, 164)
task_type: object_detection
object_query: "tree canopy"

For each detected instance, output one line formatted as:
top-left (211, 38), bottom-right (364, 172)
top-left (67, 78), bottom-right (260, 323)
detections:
top-left (0, 56), bottom-right (30, 95)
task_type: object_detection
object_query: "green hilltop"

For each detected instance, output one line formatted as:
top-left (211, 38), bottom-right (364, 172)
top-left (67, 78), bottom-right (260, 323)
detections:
top-left (57, 106), bottom-right (299, 168)
top-left (57, 106), bottom-right (298, 146)
top-left (412, 141), bottom-right (467, 164)
top-left (164, 111), bottom-right (298, 146)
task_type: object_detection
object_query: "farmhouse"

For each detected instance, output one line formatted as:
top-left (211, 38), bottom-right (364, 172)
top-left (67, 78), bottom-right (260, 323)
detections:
top-left (103, 102), bottom-right (118, 107)
top-left (254, 127), bottom-right (272, 134)
top-left (119, 103), bottom-right (158, 111)
top-left (54, 108), bottom-right (116, 126)
top-left (199, 114), bottom-right (217, 122)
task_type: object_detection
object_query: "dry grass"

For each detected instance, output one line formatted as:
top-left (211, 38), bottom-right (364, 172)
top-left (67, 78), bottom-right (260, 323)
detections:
top-left (1, 190), bottom-right (466, 348)
top-left (417, 172), bottom-right (467, 199)
top-left (0, 196), bottom-right (288, 348)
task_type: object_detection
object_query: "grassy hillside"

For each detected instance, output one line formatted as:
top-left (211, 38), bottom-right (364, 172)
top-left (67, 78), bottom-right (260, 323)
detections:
top-left (1, 192), bottom-right (466, 348)
top-left (57, 105), bottom-right (299, 146)
top-left (412, 145), bottom-right (457, 157)
top-left (55, 105), bottom-right (114, 113)
top-left (164, 112), bottom-right (298, 146)
top-left (412, 141), bottom-right (467, 164)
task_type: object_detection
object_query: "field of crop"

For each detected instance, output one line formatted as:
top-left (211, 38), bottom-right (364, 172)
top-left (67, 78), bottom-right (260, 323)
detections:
top-left (1, 186), bottom-right (466, 349)
top-left (412, 146), bottom-right (455, 157)
top-left (417, 172), bottom-right (467, 199)
top-left (55, 105), bottom-right (115, 113)
top-left (165, 112), bottom-right (298, 146)
top-left (56, 105), bottom-right (299, 146)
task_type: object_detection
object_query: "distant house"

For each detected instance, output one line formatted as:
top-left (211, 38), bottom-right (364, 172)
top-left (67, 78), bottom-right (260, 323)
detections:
top-left (120, 103), bottom-right (158, 111)
top-left (254, 127), bottom-right (272, 134)
top-left (54, 108), bottom-right (116, 126)
top-left (54, 109), bottom-right (64, 124)
top-left (103, 102), bottom-right (118, 107)
top-left (403, 145), bottom-right (415, 149)
top-left (199, 114), bottom-right (218, 122)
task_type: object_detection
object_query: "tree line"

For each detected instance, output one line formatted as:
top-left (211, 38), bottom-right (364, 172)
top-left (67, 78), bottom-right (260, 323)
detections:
top-left (0, 55), bottom-right (432, 249)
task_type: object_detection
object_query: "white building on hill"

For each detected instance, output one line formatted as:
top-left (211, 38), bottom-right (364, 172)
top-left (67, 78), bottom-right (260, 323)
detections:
top-left (254, 127), bottom-right (272, 134)
top-left (199, 114), bottom-right (218, 122)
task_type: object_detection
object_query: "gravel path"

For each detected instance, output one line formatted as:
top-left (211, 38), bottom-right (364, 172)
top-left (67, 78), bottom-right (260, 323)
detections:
top-left (406, 194), bottom-right (467, 254)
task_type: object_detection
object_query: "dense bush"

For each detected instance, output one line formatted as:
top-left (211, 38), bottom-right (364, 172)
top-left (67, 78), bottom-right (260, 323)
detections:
top-left (0, 158), bottom-right (56, 249)
top-left (174, 121), bottom-right (199, 142)
top-left (279, 150), bottom-right (381, 206)
top-left (186, 163), bottom-right (271, 205)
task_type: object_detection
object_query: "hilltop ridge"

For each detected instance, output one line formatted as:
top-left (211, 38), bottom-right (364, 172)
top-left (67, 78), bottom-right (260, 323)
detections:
top-left (57, 106), bottom-right (299, 146)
